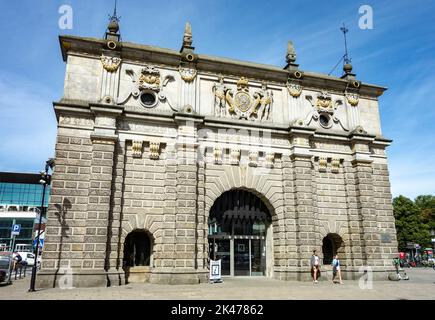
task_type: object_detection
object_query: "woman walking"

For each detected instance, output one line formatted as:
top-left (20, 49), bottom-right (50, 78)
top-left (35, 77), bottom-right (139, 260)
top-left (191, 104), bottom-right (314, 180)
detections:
top-left (332, 254), bottom-right (343, 284)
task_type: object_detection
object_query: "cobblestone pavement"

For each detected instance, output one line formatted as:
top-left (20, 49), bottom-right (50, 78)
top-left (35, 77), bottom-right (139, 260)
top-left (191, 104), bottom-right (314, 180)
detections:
top-left (1, 268), bottom-right (434, 300)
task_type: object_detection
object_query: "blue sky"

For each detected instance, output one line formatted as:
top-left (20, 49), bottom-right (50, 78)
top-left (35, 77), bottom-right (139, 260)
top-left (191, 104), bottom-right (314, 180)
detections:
top-left (0, 0), bottom-right (434, 199)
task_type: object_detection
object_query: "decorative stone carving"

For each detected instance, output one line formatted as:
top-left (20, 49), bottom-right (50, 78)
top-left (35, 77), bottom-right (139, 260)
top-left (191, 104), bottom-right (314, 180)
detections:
top-left (316, 91), bottom-right (333, 110)
top-left (251, 82), bottom-right (273, 121)
top-left (305, 91), bottom-right (348, 131)
top-left (331, 158), bottom-right (340, 173)
top-left (287, 83), bottom-right (302, 98)
top-left (179, 67), bottom-right (197, 82)
top-left (213, 147), bottom-right (222, 164)
top-left (212, 76), bottom-right (227, 117)
top-left (132, 140), bottom-right (143, 158)
top-left (319, 157), bottom-right (327, 172)
top-left (139, 65), bottom-right (161, 91)
top-left (265, 152), bottom-right (275, 168)
top-left (101, 56), bottom-right (121, 72)
top-left (230, 149), bottom-right (240, 165)
top-left (346, 93), bottom-right (359, 106)
top-left (220, 77), bottom-right (273, 122)
top-left (149, 142), bottom-right (161, 160)
top-left (59, 116), bottom-right (93, 127)
top-left (119, 66), bottom-right (176, 111)
top-left (248, 150), bottom-right (258, 167)
top-left (352, 125), bottom-right (367, 135)
top-left (286, 41), bottom-right (297, 64)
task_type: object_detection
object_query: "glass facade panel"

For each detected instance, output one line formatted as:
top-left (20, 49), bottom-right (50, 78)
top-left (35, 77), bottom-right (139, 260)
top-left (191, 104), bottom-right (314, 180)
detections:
top-left (0, 179), bottom-right (50, 252)
top-left (0, 182), bottom-right (50, 207)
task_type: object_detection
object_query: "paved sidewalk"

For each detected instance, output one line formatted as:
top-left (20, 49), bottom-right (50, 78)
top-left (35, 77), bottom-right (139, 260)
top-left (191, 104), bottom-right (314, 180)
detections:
top-left (1, 268), bottom-right (434, 300)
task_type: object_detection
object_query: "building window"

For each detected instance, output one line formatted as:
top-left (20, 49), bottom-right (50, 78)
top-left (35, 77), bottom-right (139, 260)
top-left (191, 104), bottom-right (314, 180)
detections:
top-left (319, 113), bottom-right (331, 128)
top-left (139, 91), bottom-right (158, 108)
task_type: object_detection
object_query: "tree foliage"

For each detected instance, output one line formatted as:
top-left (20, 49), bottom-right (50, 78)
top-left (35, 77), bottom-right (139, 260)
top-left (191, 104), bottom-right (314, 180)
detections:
top-left (393, 195), bottom-right (434, 251)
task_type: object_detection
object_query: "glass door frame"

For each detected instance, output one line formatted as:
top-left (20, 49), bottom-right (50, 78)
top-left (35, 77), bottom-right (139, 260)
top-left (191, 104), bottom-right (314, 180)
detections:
top-left (208, 234), bottom-right (265, 277)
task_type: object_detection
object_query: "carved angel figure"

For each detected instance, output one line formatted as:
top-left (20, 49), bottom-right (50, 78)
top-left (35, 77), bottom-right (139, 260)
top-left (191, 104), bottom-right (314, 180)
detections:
top-left (251, 83), bottom-right (273, 121)
top-left (212, 76), bottom-right (227, 117)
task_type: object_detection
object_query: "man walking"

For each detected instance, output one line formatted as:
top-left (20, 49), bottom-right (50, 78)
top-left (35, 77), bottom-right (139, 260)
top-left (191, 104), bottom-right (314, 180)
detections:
top-left (310, 250), bottom-right (321, 283)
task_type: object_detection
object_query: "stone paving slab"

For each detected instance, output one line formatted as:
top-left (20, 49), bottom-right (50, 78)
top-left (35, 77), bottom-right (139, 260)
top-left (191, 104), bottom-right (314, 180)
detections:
top-left (1, 268), bottom-right (434, 300)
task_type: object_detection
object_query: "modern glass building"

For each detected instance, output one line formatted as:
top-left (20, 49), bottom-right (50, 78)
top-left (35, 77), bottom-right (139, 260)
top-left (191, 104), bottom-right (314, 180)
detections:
top-left (0, 172), bottom-right (50, 252)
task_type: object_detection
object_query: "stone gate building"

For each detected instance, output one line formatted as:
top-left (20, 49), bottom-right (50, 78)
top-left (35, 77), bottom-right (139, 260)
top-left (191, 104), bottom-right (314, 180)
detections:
top-left (37, 18), bottom-right (398, 288)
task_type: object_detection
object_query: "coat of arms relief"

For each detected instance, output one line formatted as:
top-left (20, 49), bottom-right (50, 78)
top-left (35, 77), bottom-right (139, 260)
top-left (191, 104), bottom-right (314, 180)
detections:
top-left (118, 65), bottom-right (177, 111)
top-left (212, 77), bottom-right (273, 122)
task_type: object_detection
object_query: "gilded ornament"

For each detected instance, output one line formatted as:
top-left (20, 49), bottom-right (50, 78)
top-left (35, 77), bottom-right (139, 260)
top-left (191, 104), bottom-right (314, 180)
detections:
top-left (179, 67), bottom-right (197, 82)
top-left (139, 65), bottom-right (161, 91)
top-left (331, 158), bottom-right (340, 173)
top-left (346, 93), bottom-right (359, 106)
top-left (101, 56), bottom-right (121, 72)
top-left (230, 149), bottom-right (240, 165)
top-left (249, 150), bottom-right (258, 167)
top-left (287, 83), bottom-right (302, 98)
top-left (319, 157), bottom-right (327, 172)
top-left (149, 142), bottom-right (161, 160)
top-left (213, 147), bottom-right (223, 164)
top-left (316, 91), bottom-right (333, 109)
top-left (132, 141), bottom-right (143, 158)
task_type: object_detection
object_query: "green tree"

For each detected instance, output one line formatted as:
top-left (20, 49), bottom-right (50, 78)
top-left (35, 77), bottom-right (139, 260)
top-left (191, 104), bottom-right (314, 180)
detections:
top-left (415, 195), bottom-right (435, 232)
top-left (393, 195), bottom-right (432, 251)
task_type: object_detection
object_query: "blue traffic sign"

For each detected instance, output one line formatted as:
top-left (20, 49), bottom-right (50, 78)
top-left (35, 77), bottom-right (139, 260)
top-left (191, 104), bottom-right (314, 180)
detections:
top-left (11, 224), bottom-right (21, 236)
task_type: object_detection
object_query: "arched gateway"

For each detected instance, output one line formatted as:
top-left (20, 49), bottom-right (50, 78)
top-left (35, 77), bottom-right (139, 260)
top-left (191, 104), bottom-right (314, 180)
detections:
top-left (37, 18), bottom-right (398, 288)
top-left (208, 189), bottom-right (272, 277)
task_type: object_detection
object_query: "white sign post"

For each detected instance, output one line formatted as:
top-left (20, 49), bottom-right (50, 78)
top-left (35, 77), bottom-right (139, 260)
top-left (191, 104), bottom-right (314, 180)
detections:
top-left (209, 259), bottom-right (222, 283)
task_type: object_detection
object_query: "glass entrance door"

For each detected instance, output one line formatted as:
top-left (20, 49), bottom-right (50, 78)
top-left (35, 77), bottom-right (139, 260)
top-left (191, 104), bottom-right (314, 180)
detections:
top-left (251, 239), bottom-right (266, 276)
top-left (234, 239), bottom-right (250, 276)
top-left (209, 238), bottom-right (231, 276)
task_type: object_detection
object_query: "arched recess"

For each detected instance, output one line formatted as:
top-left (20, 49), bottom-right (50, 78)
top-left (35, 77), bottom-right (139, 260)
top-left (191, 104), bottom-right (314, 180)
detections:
top-left (322, 233), bottom-right (345, 266)
top-left (123, 229), bottom-right (154, 268)
top-left (207, 188), bottom-right (275, 277)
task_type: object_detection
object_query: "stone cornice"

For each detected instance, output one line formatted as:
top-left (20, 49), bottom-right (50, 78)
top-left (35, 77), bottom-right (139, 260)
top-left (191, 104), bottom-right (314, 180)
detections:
top-left (59, 35), bottom-right (387, 99)
top-left (53, 99), bottom-right (393, 145)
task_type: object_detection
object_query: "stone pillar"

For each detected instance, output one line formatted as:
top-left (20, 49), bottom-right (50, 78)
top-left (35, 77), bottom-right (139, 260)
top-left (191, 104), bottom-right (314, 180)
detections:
top-left (343, 160), bottom-right (367, 279)
top-left (151, 114), bottom-right (207, 284)
top-left (350, 134), bottom-right (386, 279)
top-left (106, 140), bottom-right (127, 286)
top-left (289, 127), bottom-right (316, 281)
top-left (345, 98), bottom-right (361, 131)
top-left (180, 71), bottom-right (196, 111)
top-left (278, 154), bottom-right (300, 280)
top-left (150, 143), bottom-right (177, 283)
top-left (372, 139), bottom-right (398, 271)
top-left (36, 129), bottom-right (93, 289)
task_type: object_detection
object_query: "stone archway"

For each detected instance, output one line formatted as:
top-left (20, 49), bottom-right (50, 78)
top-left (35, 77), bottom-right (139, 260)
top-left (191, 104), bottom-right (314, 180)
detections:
top-left (322, 233), bottom-right (345, 265)
top-left (123, 229), bottom-right (153, 283)
top-left (208, 188), bottom-right (274, 277)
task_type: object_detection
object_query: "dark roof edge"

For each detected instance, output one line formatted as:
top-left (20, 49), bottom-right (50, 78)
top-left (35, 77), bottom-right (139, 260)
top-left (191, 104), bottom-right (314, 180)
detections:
top-left (0, 172), bottom-right (42, 184)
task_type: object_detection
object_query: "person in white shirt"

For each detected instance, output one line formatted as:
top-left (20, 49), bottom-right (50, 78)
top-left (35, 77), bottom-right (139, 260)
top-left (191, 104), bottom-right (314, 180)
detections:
top-left (332, 254), bottom-right (343, 284)
top-left (310, 250), bottom-right (321, 283)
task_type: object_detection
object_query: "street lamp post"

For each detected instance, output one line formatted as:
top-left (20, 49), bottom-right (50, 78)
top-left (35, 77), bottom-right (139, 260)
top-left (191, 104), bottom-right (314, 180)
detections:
top-left (29, 158), bottom-right (54, 292)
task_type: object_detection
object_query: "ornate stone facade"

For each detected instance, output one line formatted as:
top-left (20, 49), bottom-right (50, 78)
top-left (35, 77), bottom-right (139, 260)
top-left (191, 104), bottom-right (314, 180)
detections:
top-left (37, 21), bottom-right (397, 288)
